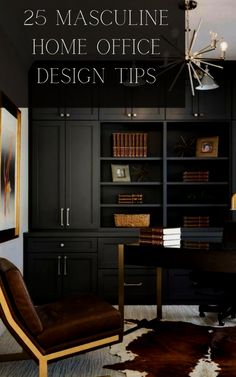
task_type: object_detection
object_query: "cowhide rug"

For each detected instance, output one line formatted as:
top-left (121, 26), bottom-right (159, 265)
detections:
top-left (105, 319), bottom-right (236, 377)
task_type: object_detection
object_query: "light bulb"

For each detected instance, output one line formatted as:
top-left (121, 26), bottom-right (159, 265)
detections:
top-left (220, 41), bottom-right (228, 59)
top-left (210, 31), bottom-right (218, 48)
top-left (220, 41), bottom-right (228, 52)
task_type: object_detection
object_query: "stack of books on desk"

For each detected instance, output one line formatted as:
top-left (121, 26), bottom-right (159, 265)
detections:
top-left (139, 227), bottom-right (181, 248)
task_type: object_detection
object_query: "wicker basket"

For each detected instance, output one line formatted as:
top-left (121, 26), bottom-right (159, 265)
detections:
top-left (114, 214), bottom-right (150, 228)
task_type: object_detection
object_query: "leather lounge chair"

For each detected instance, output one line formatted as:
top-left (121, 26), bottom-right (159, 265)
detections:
top-left (0, 257), bottom-right (123, 377)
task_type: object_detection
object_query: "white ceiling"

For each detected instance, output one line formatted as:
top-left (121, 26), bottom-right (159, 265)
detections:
top-left (190, 0), bottom-right (236, 59)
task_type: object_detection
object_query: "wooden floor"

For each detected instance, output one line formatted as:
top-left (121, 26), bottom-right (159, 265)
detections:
top-left (0, 305), bottom-right (235, 377)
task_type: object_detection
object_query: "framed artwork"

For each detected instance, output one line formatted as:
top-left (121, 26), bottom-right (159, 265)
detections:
top-left (196, 136), bottom-right (219, 158)
top-left (111, 164), bottom-right (130, 182)
top-left (0, 92), bottom-right (21, 242)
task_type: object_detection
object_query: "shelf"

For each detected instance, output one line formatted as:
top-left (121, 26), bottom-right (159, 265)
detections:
top-left (167, 204), bottom-right (228, 208)
top-left (100, 157), bottom-right (162, 161)
top-left (100, 204), bottom-right (162, 208)
top-left (167, 157), bottom-right (229, 161)
top-left (167, 182), bottom-right (229, 186)
top-left (100, 182), bottom-right (163, 186)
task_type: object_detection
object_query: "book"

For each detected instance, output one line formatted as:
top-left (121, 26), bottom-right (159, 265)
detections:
top-left (140, 233), bottom-right (181, 241)
top-left (139, 239), bottom-right (181, 246)
top-left (112, 133), bottom-right (117, 157)
top-left (140, 227), bottom-right (181, 235)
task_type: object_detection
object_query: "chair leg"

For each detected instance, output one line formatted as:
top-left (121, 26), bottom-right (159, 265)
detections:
top-left (39, 359), bottom-right (48, 377)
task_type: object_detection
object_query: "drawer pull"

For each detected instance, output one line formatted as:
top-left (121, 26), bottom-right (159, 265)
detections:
top-left (57, 256), bottom-right (62, 276)
top-left (124, 282), bottom-right (143, 287)
top-left (60, 208), bottom-right (64, 227)
top-left (66, 208), bottom-right (70, 227)
top-left (60, 243), bottom-right (64, 248)
top-left (64, 256), bottom-right (67, 276)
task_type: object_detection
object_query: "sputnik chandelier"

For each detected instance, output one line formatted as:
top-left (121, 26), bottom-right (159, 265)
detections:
top-left (165, 0), bottom-right (228, 96)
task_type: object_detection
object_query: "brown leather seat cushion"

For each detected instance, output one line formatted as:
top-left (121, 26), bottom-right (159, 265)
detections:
top-left (36, 294), bottom-right (122, 351)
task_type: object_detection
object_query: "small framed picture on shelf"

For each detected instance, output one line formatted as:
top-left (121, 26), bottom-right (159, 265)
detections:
top-left (196, 136), bottom-right (219, 157)
top-left (111, 164), bottom-right (131, 182)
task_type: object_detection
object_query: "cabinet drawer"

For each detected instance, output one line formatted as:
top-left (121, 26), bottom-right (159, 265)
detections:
top-left (27, 238), bottom-right (97, 253)
top-left (98, 237), bottom-right (138, 268)
top-left (98, 268), bottom-right (156, 304)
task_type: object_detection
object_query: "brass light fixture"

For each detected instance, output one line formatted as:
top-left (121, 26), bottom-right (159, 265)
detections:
top-left (161, 0), bottom-right (228, 95)
top-left (182, 0), bottom-right (228, 95)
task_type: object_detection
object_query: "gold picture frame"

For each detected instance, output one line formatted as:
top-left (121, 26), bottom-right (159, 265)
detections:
top-left (196, 136), bottom-right (219, 158)
top-left (111, 164), bottom-right (130, 182)
top-left (0, 92), bottom-right (21, 242)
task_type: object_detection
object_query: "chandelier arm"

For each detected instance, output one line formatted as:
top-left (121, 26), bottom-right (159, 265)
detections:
top-left (191, 61), bottom-right (214, 78)
top-left (160, 35), bottom-right (184, 57)
top-left (168, 62), bottom-right (186, 92)
top-left (159, 59), bottom-right (182, 69)
top-left (187, 63), bottom-right (195, 96)
top-left (189, 19), bottom-right (202, 54)
top-left (193, 45), bottom-right (216, 56)
top-left (194, 58), bottom-right (224, 69)
top-left (189, 62), bottom-right (202, 86)
top-left (156, 61), bottom-right (181, 78)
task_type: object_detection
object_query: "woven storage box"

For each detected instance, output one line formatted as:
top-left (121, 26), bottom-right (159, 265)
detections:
top-left (114, 214), bottom-right (150, 228)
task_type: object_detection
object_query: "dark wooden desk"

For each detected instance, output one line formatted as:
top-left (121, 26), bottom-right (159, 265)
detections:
top-left (118, 244), bottom-right (236, 322)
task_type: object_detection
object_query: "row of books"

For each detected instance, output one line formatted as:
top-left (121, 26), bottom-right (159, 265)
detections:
top-left (183, 241), bottom-right (210, 250)
top-left (118, 193), bottom-right (143, 204)
top-left (183, 216), bottom-right (210, 227)
top-left (183, 171), bottom-right (209, 182)
top-left (139, 227), bottom-right (181, 248)
top-left (112, 133), bottom-right (148, 158)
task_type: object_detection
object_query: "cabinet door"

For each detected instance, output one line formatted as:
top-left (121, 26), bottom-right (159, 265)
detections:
top-left (30, 122), bottom-right (65, 229)
top-left (166, 81), bottom-right (197, 120)
top-left (62, 253), bottom-right (97, 296)
top-left (196, 80), bottom-right (231, 119)
top-left (25, 253), bottom-right (62, 304)
top-left (65, 122), bottom-right (99, 228)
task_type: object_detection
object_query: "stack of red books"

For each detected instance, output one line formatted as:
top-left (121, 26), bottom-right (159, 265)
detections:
top-left (112, 132), bottom-right (148, 157)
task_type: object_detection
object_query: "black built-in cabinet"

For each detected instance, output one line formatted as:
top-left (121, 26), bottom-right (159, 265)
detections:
top-left (30, 120), bottom-right (99, 229)
top-left (25, 64), bottom-right (236, 305)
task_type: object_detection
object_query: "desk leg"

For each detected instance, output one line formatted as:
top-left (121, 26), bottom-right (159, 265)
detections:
top-left (118, 244), bottom-right (125, 325)
top-left (156, 267), bottom-right (162, 319)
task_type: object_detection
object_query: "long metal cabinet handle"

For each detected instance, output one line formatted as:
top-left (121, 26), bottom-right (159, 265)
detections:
top-left (64, 256), bottom-right (67, 276)
top-left (66, 208), bottom-right (70, 226)
top-left (124, 282), bottom-right (143, 287)
top-left (57, 256), bottom-right (62, 276)
top-left (60, 208), bottom-right (64, 227)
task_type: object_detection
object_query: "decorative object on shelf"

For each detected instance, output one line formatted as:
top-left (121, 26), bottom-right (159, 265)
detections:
top-left (118, 193), bottom-right (143, 204)
top-left (183, 216), bottom-right (210, 227)
top-left (183, 171), bottom-right (209, 182)
top-left (174, 135), bottom-right (196, 157)
top-left (0, 92), bottom-right (21, 243)
top-left (130, 164), bottom-right (149, 182)
top-left (111, 164), bottom-right (130, 182)
top-left (114, 214), bottom-right (150, 227)
top-left (112, 132), bottom-right (148, 158)
top-left (196, 136), bottom-right (219, 157)
top-left (160, 0), bottom-right (228, 96)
